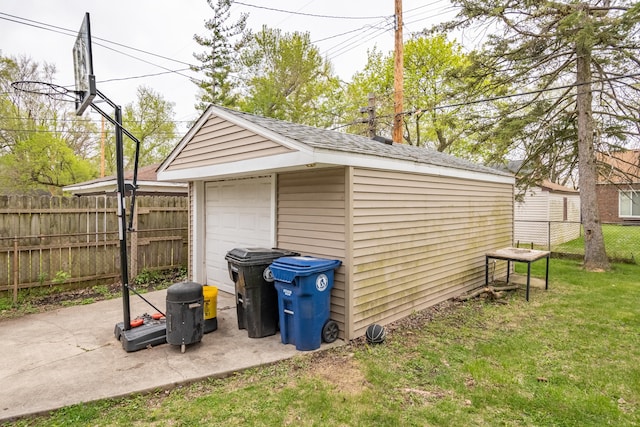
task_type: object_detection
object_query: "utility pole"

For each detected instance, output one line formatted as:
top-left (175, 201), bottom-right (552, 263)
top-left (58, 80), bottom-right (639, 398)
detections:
top-left (360, 93), bottom-right (377, 137)
top-left (392, 0), bottom-right (404, 143)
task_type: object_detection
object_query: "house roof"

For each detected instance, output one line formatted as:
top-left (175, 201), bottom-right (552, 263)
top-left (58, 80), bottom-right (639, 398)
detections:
top-left (158, 105), bottom-right (513, 185)
top-left (63, 163), bottom-right (187, 196)
top-left (597, 149), bottom-right (640, 184)
top-left (539, 180), bottom-right (579, 194)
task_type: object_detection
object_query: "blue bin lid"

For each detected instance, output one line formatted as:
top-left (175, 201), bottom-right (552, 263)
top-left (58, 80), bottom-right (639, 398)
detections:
top-left (270, 256), bottom-right (341, 283)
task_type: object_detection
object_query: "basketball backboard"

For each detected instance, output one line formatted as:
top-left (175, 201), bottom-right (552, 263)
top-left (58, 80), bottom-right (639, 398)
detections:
top-left (73, 12), bottom-right (96, 115)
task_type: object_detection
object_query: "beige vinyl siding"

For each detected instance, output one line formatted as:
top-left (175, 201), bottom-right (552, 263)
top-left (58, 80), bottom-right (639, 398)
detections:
top-left (188, 182), bottom-right (194, 280)
top-left (351, 168), bottom-right (513, 337)
top-left (166, 115), bottom-right (292, 171)
top-left (276, 168), bottom-right (347, 337)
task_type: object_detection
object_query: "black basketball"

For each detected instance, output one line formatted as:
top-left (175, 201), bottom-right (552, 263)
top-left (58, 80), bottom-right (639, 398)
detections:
top-left (365, 323), bottom-right (386, 344)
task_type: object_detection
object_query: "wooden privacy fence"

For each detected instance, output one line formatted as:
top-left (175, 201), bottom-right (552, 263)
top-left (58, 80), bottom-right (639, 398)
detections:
top-left (0, 195), bottom-right (188, 297)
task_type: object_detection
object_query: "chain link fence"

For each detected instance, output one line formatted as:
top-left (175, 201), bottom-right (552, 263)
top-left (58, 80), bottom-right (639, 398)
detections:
top-left (515, 220), bottom-right (640, 263)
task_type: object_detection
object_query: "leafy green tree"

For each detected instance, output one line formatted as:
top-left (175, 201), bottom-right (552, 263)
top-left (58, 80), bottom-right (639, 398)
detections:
top-left (239, 26), bottom-right (341, 128)
top-left (193, 0), bottom-right (249, 110)
top-left (0, 131), bottom-right (94, 192)
top-left (439, 0), bottom-right (640, 270)
top-left (338, 35), bottom-right (494, 160)
top-left (0, 54), bottom-right (98, 194)
top-left (118, 86), bottom-right (177, 172)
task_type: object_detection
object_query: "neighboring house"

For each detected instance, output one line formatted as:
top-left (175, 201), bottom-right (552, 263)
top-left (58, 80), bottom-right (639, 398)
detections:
top-left (596, 149), bottom-right (640, 224)
top-left (62, 163), bottom-right (187, 196)
top-left (157, 105), bottom-right (515, 341)
top-left (514, 180), bottom-right (581, 247)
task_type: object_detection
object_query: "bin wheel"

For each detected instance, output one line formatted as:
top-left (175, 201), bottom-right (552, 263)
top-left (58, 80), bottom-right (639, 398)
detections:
top-left (322, 320), bottom-right (339, 343)
top-left (181, 344), bottom-right (186, 354)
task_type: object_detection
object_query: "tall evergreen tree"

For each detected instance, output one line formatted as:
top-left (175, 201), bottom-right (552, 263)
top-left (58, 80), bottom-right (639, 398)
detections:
top-left (193, 0), bottom-right (249, 110)
top-left (439, 0), bottom-right (640, 271)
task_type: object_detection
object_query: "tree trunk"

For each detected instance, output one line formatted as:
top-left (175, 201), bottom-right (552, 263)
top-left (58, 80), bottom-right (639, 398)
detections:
top-left (576, 39), bottom-right (609, 271)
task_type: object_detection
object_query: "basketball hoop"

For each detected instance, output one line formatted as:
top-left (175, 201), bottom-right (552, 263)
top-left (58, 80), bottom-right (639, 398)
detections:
top-left (10, 80), bottom-right (77, 103)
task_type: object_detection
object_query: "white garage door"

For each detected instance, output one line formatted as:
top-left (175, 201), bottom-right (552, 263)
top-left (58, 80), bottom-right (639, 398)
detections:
top-left (205, 176), bottom-right (273, 294)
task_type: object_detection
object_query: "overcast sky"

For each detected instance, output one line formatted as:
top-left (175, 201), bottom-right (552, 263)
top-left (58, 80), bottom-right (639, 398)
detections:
top-left (0, 0), bottom-right (457, 132)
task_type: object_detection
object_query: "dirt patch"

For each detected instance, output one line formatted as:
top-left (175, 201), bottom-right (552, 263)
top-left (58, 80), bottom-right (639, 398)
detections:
top-left (306, 349), bottom-right (369, 395)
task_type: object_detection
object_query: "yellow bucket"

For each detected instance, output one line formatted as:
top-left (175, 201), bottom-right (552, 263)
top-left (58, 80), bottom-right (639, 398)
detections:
top-left (203, 285), bottom-right (218, 333)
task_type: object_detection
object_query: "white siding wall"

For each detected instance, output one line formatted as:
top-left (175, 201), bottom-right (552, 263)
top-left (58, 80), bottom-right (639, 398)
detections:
top-left (514, 187), bottom-right (549, 246)
top-left (515, 188), bottom-right (581, 247)
top-left (548, 193), bottom-right (581, 245)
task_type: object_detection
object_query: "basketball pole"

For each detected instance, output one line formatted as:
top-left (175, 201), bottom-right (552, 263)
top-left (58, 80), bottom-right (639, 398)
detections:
top-left (88, 93), bottom-right (131, 330)
top-left (68, 12), bottom-right (166, 351)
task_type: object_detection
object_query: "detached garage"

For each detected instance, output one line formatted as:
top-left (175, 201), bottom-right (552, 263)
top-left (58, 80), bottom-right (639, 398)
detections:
top-left (157, 105), bottom-right (514, 340)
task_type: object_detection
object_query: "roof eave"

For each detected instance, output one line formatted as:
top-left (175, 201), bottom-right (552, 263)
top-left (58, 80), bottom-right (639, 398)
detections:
top-left (158, 147), bottom-right (515, 185)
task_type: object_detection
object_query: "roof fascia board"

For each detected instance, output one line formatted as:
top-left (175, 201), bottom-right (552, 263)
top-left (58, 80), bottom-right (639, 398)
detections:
top-left (158, 150), bottom-right (316, 181)
top-left (159, 147), bottom-right (514, 186)
top-left (64, 180), bottom-right (187, 193)
top-left (312, 150), bottom-right (515, 185)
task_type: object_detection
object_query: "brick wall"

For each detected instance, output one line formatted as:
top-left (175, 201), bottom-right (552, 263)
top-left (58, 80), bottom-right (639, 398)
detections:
top-left (596, 183), bottom-right (640, 223)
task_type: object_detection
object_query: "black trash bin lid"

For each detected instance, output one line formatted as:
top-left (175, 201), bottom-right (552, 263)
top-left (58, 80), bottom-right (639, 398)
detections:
top-left (166, 281), bottom-right (202, 302)
top-left (224, 247), bottom-right (299, 266)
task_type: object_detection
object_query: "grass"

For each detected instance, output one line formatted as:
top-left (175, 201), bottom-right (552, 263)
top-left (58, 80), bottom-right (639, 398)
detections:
top-left (553, 224), bottom-right (640, 262)
top-left (5, 259), bottom-right (640, 426)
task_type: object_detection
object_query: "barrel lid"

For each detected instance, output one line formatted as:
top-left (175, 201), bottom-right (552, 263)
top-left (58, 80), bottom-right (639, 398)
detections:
top-left (270, 256), bottom-right (342, 282)
top-left (225, 247), bottom-right (299, 265)
top-left (166, 281), bottom-right (202, 301)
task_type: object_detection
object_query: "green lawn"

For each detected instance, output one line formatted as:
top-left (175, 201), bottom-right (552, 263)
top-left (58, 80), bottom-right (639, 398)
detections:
top-left (8, 259), bottom-right (640, 426)
top-left (554, 224), bottom-right (640, 262)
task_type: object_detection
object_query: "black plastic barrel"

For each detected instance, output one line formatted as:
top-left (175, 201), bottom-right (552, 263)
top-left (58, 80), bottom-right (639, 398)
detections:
top-left (225, 248), bottom-right (299, 338)
top-left (166, 281), bottom-right (203, 353)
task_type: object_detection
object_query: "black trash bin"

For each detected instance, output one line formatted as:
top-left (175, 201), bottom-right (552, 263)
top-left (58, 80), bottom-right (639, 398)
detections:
top-left (225, 248), bottom-right (299, 338)
top-left (166, 281), bottom-right (204, 353)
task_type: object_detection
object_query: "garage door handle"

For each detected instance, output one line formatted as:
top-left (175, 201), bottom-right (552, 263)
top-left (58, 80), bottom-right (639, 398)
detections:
top-left (284, 309), bottom-right (294, 315)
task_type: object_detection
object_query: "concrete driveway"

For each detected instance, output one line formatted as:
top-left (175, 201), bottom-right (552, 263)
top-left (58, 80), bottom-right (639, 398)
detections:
top-left (0, 288), bottom-right (340, 422)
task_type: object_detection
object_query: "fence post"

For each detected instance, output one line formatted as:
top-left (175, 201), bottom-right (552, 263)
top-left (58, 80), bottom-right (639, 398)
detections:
top-left (548, 221), bottom-right (551, 251)
top-left (13, 236), bottom-right (18, 304)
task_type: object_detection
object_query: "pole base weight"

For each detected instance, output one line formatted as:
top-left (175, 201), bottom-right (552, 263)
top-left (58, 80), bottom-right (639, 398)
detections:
top-left (114, 320), bottom-right (166, 352)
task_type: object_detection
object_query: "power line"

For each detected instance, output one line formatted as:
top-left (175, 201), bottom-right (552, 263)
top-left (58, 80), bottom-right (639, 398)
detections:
top-left (0, 127), bottom-right (180, 137)
top-left (405, 72), bottom-right (640, 116)
top-left (233, 2), bottom-right (390, 20)
top-left (0, 12), bottom-right (195, 67)
top-left (98, 68), bottom-right (194, 84)
top-left (0, 12), bottom-right (204, 86)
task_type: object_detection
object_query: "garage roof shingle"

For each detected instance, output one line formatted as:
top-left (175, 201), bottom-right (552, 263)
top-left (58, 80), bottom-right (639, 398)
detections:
top-left (216, 106), bottom-right (510, 178)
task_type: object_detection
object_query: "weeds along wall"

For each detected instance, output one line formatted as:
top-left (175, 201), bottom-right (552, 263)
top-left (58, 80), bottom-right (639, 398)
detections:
top-left (0, 195), bottom-right (188, 293)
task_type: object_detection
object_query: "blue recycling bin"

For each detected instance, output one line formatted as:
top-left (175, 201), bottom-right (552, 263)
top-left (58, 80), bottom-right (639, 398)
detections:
top-left (270, 256), bottom-right (342, 351)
